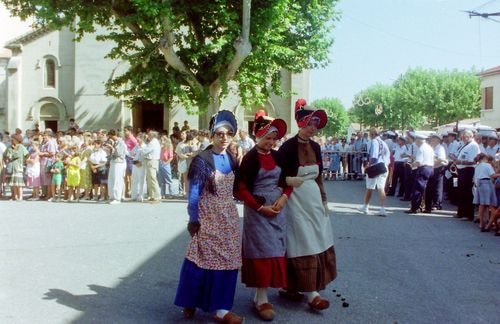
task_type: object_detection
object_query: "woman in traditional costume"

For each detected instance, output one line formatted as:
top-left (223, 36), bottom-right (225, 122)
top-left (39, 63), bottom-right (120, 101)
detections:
top-left (277, 98), bottom-right (337, 311)
top-left (174, 110), bottom-right (243, 324)
top-left (236, 111), bottom-right (289, 321)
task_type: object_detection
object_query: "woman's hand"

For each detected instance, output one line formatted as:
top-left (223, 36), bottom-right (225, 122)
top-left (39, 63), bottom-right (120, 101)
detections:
top-left (286, 176), bottom-right (304, 187)
top-left (323, 201), bottom-right (332, 216)
top-left (272, 195), bottom-right (288, 212)
top-left (187, 221), bottom-right (200, 237)
top-left (259, 206), bottom-right (279, 218)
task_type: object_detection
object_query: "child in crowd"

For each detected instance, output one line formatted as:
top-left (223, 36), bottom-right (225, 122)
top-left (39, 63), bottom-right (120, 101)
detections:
top-left (26, 141), bottom-right (41, 200)
top-left (49, 154), bottom-right (65, 202)
top-left (66, 146), bottom-right (81, 202)
top-left (79, 137), bottom-right (93, 200)
top-left (473, 154), bottom-right (496, 232)
top-left (89, 140), bottom-right (108, 201)
top-left (322, 154), bottom-right (331, 180)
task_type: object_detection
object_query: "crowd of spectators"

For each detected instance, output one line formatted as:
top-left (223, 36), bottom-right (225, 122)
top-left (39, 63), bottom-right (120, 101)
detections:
top-left (0, 120), bottom-right (208, 203)
top-left (1, 120), bottom-right (499, 235)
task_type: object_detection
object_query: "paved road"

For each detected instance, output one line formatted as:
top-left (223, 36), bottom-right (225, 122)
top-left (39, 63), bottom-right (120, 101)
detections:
top-left (1, 180), bottom-right (499, 324)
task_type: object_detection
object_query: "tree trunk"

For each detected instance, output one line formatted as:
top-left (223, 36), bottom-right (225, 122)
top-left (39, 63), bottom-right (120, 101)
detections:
top-left (198, 84), bottom-right (221, 130)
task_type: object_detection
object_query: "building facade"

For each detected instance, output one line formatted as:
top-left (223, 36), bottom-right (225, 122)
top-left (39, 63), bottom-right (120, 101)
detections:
top-left (479, 66), bottom-right (500, 130)
top-left (0, 27), bottom-right (309, 134)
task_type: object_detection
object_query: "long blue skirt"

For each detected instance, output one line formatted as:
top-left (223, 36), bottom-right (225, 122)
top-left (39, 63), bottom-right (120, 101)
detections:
top-left (174, 259), bottom-right (238, 312)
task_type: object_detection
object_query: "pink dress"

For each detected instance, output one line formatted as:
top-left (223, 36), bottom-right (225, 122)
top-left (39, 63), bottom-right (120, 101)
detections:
top-left (26, 152), bottom-right (41, 187)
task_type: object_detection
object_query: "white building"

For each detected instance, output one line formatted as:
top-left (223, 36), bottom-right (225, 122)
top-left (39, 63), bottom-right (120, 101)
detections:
top-left (479, 66), bottom-right (500, 130)
top-left (0, 27), bottom-right (309, 134)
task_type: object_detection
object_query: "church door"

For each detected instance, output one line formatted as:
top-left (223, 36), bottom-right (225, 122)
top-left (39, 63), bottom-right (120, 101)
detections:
top-left (134, 101), bottom-right (164, 132)
top-left (39, 103), bottom-right (60, 132)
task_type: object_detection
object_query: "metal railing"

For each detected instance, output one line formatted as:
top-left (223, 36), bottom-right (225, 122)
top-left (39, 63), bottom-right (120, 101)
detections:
top-left (321, 150), bottom-right (368, 180)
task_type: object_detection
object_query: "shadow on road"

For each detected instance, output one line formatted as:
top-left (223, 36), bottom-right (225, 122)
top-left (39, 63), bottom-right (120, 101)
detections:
top-left (42, 228), bottom-right (194, 323)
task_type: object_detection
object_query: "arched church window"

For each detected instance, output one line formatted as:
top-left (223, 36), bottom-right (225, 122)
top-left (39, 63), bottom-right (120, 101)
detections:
top-left (45, 59), bottom-right (56, 88)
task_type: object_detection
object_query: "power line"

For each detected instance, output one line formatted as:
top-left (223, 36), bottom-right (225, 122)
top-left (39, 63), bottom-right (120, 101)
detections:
top-left (343, 14), bottom-right (500, 59)
top-left (472, 0), bottom-right (499, 12)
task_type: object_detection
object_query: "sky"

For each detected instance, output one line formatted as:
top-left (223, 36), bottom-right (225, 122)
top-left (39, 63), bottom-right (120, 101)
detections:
top-left (310, 0), bottom-right (500, 107)
top-left (1, 0), bottom-right (500, 108)
top-left (0, 3), bottom-right (33, 47)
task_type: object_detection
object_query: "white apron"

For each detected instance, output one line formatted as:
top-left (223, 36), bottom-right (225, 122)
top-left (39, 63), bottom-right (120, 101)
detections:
top-left (286, 164), bottom-right (334, 258)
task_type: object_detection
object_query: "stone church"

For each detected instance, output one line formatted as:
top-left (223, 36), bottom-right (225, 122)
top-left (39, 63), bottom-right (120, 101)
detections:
top-left (0, 26), bottom-right (309, 134)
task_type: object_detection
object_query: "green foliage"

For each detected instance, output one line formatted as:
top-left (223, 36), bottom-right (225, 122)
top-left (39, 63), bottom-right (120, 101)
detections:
top-left (349, 84), bottom-right (408, 129)
top-left (3, 0), bottom-right (340, 116)
top-left (311, 98), bottom-right (349, 137)
top-left (349, 68), bottom-right (481, 130)
top-left (394, 68), bottom-right (481, 128)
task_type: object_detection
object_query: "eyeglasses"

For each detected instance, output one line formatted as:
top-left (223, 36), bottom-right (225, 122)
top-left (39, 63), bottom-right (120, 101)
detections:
top-left (214, 131), bottom-right (234, 138)
top-left (308, 117), bottom-right (321, 127)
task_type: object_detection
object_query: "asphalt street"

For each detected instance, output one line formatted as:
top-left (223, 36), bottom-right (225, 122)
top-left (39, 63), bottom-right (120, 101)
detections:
top-left (1, 180), bottom-right (499, 324)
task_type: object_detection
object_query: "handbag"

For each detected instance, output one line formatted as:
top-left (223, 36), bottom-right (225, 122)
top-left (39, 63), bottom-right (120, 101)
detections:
top-left (365, 162), bottom-right (387, 178)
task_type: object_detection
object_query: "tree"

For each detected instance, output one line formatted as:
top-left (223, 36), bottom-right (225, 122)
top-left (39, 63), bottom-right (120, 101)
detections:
top-left (311, 97), bottom-right (349, 137)
top-left (3, 0), bottom-right (340, 127)
top-left (349, 84), bottom-right (414, 130)
top-left (349, 68), bottom-right (481, 130)
top-left (394, 68), bottom-right (481, 128)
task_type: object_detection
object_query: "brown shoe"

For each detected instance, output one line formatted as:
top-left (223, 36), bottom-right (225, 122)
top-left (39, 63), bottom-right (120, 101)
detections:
top-left (182, 307), bottom-right (196, 319)
top-left (278, 289), bottom-right (305, 302)
top-left (213, 311), bottom-right (244, 324)
top-left (308, 296), bottom-right (330, 311)
top-left (253, 302), bottom-right (275, 321)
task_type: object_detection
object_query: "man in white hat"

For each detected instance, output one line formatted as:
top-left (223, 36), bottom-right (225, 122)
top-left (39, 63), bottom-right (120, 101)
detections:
top-left (453, 129), bottom-right (481, 220)
top-left (484, 134), bottom-right (499, 159)
top-left (405, 134), bottom-right (434, 213)
top-left (387, 136), bottom-right (408, 197)
top-left (401, 131), bottom-right (417, 202)
top-left (424, 134), bottom-right (448, 213)
top-left (444, 131), bottom-right (460, 204)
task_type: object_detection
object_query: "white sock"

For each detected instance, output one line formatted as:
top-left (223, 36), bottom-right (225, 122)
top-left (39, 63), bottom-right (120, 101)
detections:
top-left (254, 288), bottom-right (268, 306)
top-left (216, 309), bottom-right (229, 318)
top-left (306, 291), bottom-right (320, 303)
